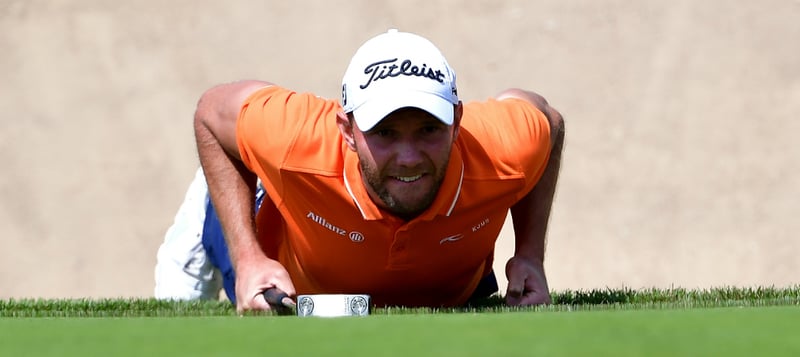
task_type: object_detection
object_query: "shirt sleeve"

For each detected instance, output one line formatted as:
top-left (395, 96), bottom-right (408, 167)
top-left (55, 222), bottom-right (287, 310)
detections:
top-left (461, 97), bottom-right (552, 198)
top-left (235, 86), bottom-right (340, 202)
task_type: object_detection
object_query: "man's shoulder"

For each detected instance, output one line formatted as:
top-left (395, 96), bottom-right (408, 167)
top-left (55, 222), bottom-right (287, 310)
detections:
top-left (243, 85), bottom-right (340, 111)
top-left (457, 97), bottom-right (550, 179)
top-left (237, 85), bottom-right (344, 175)
top-left (461, 96), bottom-right (539, 122)
top-left (459, 97), bottom-right (541, 143)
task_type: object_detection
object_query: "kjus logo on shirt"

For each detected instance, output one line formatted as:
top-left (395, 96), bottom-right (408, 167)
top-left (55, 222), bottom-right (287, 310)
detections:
top-left (439, 234), bottom-right (464, 244)
top-left (439, 217), bottom-right (490, 245)
top-left (306, 211), bottom-right (364, 243)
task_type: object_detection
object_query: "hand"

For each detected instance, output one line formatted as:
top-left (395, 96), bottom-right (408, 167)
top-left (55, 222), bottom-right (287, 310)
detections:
top-left (505, 256), bottom-right (552, 306)
top-left (234, 256), bottom-right (296, 314)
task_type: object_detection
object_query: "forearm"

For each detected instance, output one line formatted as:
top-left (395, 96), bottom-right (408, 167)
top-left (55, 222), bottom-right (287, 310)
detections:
top-left (510, 116), bottom-right (565, 262)
top-left (193, 81), bottom-right (272, 269)
top-left (197, 126), bottom-right (263, 271)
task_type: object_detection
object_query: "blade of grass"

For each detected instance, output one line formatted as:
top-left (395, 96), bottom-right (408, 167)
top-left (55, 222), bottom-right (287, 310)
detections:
top-left (1, 286), bottom-right (797, 317)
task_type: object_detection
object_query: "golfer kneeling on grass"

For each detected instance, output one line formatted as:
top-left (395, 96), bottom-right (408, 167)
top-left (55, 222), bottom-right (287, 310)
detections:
top-left (155, 29), bottom-right (565, 313)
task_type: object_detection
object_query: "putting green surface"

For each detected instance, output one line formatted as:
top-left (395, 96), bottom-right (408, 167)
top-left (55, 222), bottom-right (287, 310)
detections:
top-left (2, 306), bottom-right (798, 356)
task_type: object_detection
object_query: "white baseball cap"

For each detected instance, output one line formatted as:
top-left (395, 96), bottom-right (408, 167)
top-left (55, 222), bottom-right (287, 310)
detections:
top-left (341, 29), bottom-right (459, 131)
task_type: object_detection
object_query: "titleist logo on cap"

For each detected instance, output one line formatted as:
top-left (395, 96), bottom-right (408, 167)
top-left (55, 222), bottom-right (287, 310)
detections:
top-left (340, 30), bottom-right (458, 130)
top-left (359, 58), bottom-right (446, 90)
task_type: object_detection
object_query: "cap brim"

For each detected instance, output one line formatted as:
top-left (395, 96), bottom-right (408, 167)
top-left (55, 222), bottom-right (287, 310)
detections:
top-left (351, 91), bottom-right (454, 131)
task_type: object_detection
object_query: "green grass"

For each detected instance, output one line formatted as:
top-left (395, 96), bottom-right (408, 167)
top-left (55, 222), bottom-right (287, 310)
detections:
top-left (1, 287), bottom-right (798, 356)
top-left (2, 286), bottom-right (797, 317)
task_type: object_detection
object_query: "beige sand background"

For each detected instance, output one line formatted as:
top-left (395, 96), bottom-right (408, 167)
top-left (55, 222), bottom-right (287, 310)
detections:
top-left (1, 0), bottom-right (798, 299)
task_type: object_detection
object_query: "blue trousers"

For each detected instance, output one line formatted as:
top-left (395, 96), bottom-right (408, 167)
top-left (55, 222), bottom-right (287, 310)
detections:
top-left (200, 199), bottom-right (237, 303)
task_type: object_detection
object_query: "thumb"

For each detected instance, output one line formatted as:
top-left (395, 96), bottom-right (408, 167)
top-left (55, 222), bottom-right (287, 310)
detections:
top-left (506, 276), bottom-right (525, 298)
top-left (505, 260), bottom-right (525, 298)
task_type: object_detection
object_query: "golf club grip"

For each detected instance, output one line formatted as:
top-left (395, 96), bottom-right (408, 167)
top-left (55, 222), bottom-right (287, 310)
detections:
top-left (263, 288), bottom-right (291, 307)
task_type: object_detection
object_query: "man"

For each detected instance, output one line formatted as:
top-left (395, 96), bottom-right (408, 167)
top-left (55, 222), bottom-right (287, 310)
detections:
top-left (156, 29), bottom-right (565, 312)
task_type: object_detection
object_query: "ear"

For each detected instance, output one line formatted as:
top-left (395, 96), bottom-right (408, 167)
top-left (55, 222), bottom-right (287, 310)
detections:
top-left (452, 101), bottom-right (464, 140)
top-left (337, 111), bottom-right (357, 151)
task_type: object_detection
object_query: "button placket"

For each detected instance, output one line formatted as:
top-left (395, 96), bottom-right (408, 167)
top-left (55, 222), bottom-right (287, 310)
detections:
top-left (386, 224), bottom-right (411, 268)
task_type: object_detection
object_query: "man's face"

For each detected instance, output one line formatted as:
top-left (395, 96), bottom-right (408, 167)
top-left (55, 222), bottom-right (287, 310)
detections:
top-left (348, 108), bottom-right (459, 220)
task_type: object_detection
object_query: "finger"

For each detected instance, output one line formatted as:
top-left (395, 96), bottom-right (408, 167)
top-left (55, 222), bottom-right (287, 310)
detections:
top-left (275, 280), bottom-right (298, 306)
top-left (250, 291), bottom-right (272, 311)
top-left (506, 276), bottom-right (525, 298)
top-left (236, 291), bottom-right (252, 314)
top-left (235, 283), bottom-right (253, 314)
top-left (262, 288), bottom-right (295, 315)
top-left (263, 287), bottom-right (287, 304)
top-left (504, 259), bottom-right (525, 298)
top-left (533, 291), bottom-right (552, 305)
top-left (263, 288), bottom-right (296, 308)
top-left (522, 289), bottom-right (552, 305)
top-left (512, 286), bottom-right (552, 306)
top-left (237, 291), bottom-right (269, 314)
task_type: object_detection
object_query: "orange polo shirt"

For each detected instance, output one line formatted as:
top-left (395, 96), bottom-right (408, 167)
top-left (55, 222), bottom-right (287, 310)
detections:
top-left (237, 86), bottom-right (551, 307)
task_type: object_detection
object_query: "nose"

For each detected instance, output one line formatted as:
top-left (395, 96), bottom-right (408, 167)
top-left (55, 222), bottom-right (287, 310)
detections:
top-left (393, 139), bottom-right (425, 168)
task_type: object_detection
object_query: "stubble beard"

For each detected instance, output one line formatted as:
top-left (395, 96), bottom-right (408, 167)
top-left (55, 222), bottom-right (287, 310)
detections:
top-left (358, 153), bottom-right (450, 220)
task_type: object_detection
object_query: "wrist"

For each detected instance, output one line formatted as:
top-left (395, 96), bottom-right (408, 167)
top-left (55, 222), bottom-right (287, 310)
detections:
top-left (511, 252), bottom-right (544, 266)
top-left (229, 239), bottom-right (269, 271)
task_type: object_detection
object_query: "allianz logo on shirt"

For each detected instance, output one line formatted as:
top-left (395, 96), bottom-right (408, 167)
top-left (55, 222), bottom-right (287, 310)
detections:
top-left (307, 211), bottom-right (489, 245)
top-left (306, 211), bottom-right (364, 242)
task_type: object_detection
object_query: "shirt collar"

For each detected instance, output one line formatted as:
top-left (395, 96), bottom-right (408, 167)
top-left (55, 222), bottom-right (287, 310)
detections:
top-left (343, 145), bottom-right (464, 221)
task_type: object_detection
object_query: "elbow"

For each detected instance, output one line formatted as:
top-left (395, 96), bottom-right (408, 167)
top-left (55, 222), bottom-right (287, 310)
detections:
top-left (192, 85), bottom-right (227, 154)
top-left (550, 107), bottom-right (564, 141)
top-left (194, 80), bottom-right (273, 132)
top-left (193, 85), bottom-right (223, 132)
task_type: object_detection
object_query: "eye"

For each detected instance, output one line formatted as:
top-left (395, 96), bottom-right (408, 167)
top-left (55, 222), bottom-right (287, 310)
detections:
top-left (421, 125), bottom-right (443, 135)
top-left (372, 128), bottom-right (395, 138)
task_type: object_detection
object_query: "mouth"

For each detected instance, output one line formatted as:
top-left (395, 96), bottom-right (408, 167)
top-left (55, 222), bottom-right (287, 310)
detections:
top-left (391, 174), bottom-right (423, 183)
